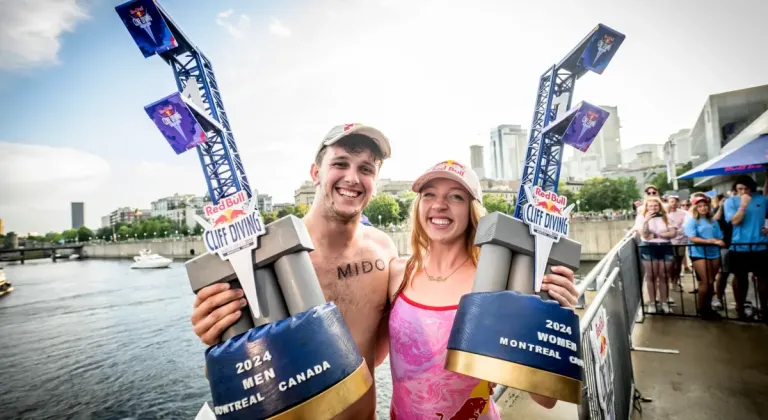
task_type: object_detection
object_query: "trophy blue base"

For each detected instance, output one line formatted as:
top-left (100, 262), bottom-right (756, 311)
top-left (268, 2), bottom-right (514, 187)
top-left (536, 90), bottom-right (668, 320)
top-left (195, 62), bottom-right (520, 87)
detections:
top-left (445, 291), bottom-right (583, 404)
top-left (205, 302), bottom-right (372, 419)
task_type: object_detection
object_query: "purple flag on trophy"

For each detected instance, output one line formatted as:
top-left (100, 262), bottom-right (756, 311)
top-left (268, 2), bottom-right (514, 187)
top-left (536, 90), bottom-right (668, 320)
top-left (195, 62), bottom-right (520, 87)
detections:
top-left (115, 0), bottom-right (177, 58)
top-left (144, 92), bottom-right (208, 155)
top-left (560, 103), bottom-right (610, 153)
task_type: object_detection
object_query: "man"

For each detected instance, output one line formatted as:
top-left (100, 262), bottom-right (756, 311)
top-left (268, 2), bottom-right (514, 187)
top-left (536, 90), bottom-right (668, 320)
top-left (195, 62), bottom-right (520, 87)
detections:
top-left (724, 174), bottom-right (768, 320)
top-left (190, 123), bottom-right (400, 419)
top-left (712, 191), bottom-right (734, 311)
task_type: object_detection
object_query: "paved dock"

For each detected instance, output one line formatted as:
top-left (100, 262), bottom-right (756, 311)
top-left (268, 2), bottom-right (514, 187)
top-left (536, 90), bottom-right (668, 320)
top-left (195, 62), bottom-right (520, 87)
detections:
top-left (496, 315), bottom-right (768, 419)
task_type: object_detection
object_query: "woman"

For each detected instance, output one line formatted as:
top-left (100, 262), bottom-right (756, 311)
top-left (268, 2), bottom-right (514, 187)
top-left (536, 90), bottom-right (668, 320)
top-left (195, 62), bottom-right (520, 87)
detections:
top-left (636, 197), bottom-right (677, 314)
top-left (682, 195), bottom-right (724, 320)
top-left (383, 160), bottom-right (578, 419)
top-left (665, 195), bottom-right (688, 293)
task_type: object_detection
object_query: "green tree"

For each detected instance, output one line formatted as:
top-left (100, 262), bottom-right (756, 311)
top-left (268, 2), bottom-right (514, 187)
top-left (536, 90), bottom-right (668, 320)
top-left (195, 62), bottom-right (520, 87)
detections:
top-left (262, 211), bottom-right (278, 225)
top-left (578, 177), bottom-right (639, 211)
top-left (364, 194), bottom-right (400, 226)
top-left (77, 226), bottom-right (94, 242)
top-left (482, 193), bottom-right (512, 215)
top-left (117, 225), bottom-right (131, 240)
top-left (397, 191), bottom-right (417, 222)
top-left (95, 227), bottom-right (113, 241)
top-left (295, 204), bottom-right (309, 218)
top-left (61, 229), bottom-right (79, 242)
top-left (558, 183), bottom-right (579, 208)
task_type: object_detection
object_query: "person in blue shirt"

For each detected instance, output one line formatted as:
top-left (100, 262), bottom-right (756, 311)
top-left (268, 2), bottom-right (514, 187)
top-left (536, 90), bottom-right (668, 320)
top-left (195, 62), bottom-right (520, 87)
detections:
top-left (683, 195), bottom-right (724, 320)
top-left (723, 174), bottom-right (768, 321)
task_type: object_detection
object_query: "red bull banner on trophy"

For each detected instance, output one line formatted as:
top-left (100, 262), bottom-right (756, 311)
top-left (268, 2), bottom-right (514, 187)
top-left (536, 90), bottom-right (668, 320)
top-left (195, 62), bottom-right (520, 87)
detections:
top-left (144, 92), bottom-right (208, 155)
top-left (195, 192), bottom-right (267, 318)
top-left (115, 0), bottom-right (177, 58)
top-left (577, 24), bottom-right (626, 75)
top-left (560, 102), bottom-right (610, 153)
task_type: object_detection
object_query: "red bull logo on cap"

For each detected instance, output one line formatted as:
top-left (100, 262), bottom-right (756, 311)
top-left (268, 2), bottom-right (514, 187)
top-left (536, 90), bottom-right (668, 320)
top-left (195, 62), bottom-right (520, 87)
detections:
top-left (432, 160), bottom-right (466, 176)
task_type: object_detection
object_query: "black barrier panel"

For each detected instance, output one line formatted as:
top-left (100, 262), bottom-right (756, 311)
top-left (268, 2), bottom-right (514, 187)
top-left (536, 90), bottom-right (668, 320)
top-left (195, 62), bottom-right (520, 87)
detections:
top-left (604, 275), bottom-right (634, 420)
top-left (617, 238), bottom-right (643, 332)
top-left (578, 270), bottom-right (635, 420)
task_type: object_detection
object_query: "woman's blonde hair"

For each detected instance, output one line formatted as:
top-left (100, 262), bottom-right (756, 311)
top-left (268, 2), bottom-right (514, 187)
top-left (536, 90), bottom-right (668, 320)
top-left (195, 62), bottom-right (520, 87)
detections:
top-left (392, 194), bottom-right (487, 302)
top-left (691, 197), bottom-right (712, 222)
top-left (643, 196), bottom-right (669, 226)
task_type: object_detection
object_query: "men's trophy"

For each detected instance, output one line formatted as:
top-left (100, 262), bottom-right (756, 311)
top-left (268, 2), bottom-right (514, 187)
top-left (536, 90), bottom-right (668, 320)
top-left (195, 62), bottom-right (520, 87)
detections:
top-left (115, 1), bottom-right (374, 418)
top-left (444, 24), bottom-right (623, 405)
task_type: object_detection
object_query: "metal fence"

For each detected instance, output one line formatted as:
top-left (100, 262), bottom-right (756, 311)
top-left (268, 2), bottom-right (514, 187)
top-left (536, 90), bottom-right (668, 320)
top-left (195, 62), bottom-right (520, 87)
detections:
top-left (576, 232), bottom-right (641, 420)
top-left (487, 231), bottom-right (768, 418)
top-left (492, 230), bottom-right (644, 420)
top-left (636, 242), bottom-right (767, 322)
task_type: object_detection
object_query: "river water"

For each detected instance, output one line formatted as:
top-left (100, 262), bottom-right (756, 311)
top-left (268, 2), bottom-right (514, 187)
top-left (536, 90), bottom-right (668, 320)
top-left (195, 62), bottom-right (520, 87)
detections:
top-left (0, 258), bottom-right (394, 419)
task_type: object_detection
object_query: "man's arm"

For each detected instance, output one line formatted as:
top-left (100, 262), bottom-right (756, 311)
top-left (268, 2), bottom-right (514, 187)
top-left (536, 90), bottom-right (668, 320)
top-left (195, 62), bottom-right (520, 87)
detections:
top-left (370, 228), bottom-right (401, 368)
top-left (724, 197), bottom-right (740, 225)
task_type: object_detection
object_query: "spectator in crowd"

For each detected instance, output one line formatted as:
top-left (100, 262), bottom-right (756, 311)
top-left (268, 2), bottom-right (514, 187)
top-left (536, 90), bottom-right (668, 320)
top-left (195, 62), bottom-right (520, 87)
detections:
top-left (636, 196), bottom-right (678, 314)
top-left (711, 192), bottom-right (733, 311)
top-left (723, 175), bottom-right (768, 321)
top-left (632, 185), bottom-right (662, 232)
top-left (666, 195), bottom-right (688, 293)
top-left (678, 198), bottom-right (693, 274)
top-left (683, 195), bottom-right (724, 320)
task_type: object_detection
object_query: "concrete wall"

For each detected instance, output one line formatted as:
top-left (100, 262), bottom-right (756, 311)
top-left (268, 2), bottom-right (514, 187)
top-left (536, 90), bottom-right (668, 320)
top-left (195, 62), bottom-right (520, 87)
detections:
top-left (83, 219), bottom-right (633, 262)
top-left (84, 238), bottom-right (206, 260)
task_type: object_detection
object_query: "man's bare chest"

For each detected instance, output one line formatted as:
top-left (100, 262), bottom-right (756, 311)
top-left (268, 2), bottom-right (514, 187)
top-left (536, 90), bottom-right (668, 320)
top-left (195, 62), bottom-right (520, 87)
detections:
top-left (310, 249), bottom-right (389, 311)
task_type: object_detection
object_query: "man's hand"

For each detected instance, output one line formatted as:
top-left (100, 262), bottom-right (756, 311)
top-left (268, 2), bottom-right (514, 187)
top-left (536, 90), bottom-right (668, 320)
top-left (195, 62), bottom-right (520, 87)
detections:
top-left (740, 193), bottom-right (752, 207)
top-left (191, 283), bottom-right (247, 346)
top-left (541, 266), bottom-right (578, 309)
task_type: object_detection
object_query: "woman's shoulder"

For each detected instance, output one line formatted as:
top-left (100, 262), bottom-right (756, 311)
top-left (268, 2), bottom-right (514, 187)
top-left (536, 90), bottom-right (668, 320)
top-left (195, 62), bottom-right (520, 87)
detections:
top-left (388, 257), bottom-right (409, 298)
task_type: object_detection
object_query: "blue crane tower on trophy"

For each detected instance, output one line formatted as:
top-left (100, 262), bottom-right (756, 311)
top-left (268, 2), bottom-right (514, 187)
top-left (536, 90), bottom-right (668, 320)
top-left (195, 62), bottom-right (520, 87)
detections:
top-left (444, 25), bottom-right (626, 405)
top-left (115, 1), bottom-right (378, 419)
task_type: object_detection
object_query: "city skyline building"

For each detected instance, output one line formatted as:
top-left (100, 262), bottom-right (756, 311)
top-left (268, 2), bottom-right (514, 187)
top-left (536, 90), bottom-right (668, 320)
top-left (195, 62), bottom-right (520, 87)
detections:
top-left (488, 124), bottom-right (528, 180)
top-left (470, 145), bottom-right (486, 179)
top-left (71, 202), bottom-right (84, 229)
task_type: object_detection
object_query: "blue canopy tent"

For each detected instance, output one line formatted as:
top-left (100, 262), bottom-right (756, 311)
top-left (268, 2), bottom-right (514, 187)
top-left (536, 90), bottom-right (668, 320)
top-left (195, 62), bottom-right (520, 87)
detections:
top-left (678, 134), bottom-right (768, 179)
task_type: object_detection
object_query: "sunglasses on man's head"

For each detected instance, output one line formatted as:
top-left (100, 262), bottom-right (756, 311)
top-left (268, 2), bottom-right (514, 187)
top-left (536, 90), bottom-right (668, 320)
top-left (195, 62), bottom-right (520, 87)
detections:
top-left (646, 190), bottom-right (658, 196)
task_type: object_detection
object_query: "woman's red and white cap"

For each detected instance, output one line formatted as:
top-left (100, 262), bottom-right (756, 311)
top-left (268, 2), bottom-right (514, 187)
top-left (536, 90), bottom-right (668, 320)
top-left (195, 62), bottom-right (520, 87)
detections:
top-left (691, 194), bottom-right (710, 205)
top-left (411, 160), bottom-right (483, 201)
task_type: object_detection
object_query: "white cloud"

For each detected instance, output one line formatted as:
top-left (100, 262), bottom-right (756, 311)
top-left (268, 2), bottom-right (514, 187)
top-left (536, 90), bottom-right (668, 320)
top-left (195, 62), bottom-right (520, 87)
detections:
top-left (0, 142), bottom-right (203, 234)
top-left (216, 9), bottom-right (251, 39)
top-left (0, 0), bottom-right (89, 70)
top-left (268, 17), bottom-right (291, 37)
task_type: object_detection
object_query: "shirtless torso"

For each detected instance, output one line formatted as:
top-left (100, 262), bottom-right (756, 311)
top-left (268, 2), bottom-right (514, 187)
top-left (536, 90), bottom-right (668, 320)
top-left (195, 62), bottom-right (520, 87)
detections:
top-left (308, 223), bottom-right (398, 420)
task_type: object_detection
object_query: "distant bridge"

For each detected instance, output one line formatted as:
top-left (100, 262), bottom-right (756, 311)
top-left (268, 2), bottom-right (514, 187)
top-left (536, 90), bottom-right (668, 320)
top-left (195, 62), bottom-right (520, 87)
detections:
top-left (0, 244), bottom-right (85, 263)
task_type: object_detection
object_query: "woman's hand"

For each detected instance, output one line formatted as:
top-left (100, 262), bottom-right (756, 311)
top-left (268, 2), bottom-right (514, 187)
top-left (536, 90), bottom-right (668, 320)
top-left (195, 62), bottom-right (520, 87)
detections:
top-left (541, 266), bottom-right (578, 309)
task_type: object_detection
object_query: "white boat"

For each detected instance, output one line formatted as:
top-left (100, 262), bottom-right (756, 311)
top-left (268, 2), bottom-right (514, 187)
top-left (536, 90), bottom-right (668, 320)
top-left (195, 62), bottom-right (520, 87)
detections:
top-left (0, 269), bottom-right (12, 297)
top-left (69, 254), bottom-right (80, 260)
top-left (130, 249), bottom-right (173, 269)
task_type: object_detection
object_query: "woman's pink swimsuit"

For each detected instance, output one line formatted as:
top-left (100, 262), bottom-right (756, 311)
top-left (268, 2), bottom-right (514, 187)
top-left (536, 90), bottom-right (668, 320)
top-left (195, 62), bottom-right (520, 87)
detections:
top-left (388, 293), bottom-right (501, 420)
